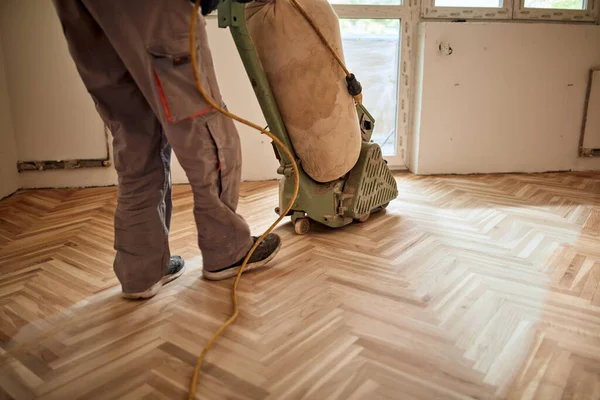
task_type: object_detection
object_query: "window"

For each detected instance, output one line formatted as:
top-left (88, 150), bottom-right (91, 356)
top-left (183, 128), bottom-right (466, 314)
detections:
top-left (330, 0), bottom-right (402, 4)
top-left (424, 0), bottom-right (597, 20)
top-left (514, 0), bottom-right (596, 20)
top-left (434, 0), bottom-right (503, 7)
top-left (330, 2), bottom-right (407, 168)
top-left (422, 0), bottom-right (512, 18)
top-left (339, 19), bottom-right (401, 158)
top-left (524, 0), bottom-right (586, 9)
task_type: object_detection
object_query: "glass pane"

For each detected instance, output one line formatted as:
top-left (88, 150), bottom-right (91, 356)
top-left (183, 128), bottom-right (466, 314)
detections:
top-left (330, 0), bottom-right (402, 5)
top-left (434, 0), bottom-right (502, 7)
top-left (524, 0), bottom-right (585, 9)
top-left (339, 19), bottom-right (400, 156)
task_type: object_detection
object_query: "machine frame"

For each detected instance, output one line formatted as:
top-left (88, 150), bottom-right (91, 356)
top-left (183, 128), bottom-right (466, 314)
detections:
top-left (217, 0), bottom-right (398, 234)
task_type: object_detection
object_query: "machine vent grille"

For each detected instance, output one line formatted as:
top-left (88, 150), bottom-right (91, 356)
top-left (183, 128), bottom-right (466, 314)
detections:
top-left (355, 146), bottom-right (398, 216)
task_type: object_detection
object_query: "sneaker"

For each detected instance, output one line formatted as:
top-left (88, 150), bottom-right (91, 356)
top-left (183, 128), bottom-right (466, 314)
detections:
top-left (203, 233), bottom-right (281, 281)
top-left (122, 256), bottom-right (186, 300)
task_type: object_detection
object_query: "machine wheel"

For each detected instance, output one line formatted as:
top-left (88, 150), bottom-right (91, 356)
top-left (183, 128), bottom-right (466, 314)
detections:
top-left (294, 218), bottom-right (310, 235)
top-left (356, 213), bottom-right (370, 223)
top-left (372, 202), bottom-right (390, 214)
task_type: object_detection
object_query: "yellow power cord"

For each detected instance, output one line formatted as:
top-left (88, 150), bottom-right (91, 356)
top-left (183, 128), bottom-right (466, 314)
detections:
top-left (186, 1), bottom-right (299, 398)
top-left (289, 0), bottom-right (363, 105)
top-left (187, 0), bottom-right (359, 397)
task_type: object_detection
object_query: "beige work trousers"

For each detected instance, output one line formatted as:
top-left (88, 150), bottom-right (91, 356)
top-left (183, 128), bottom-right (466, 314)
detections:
top-left (53, 0), bottom-right (253, 292)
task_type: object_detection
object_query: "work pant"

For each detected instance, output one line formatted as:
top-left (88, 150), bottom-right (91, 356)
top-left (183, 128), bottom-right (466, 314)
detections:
top-left (53, 0), bottom-right (253, 293)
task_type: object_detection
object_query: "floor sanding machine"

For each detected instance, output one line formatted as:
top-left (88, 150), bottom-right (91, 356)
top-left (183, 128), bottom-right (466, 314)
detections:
top-left (218, 0), bottom-right (399, 235)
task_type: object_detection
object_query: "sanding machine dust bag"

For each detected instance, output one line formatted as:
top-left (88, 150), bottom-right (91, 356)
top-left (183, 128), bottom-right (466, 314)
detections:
top-left (246, 0), bottom-right (362, 183)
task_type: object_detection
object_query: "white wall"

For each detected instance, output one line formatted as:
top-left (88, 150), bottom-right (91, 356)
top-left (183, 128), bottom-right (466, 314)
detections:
top-left (0, 0), bottom-right (106, 162)
top-left (3, 1), bottom-right (599, 188)
top-left (411, 22), bottom-right (600, 175)
top-left (0, 31), bottom-right (19, 199)
top-left (0, 1), bottom-right (277, 189)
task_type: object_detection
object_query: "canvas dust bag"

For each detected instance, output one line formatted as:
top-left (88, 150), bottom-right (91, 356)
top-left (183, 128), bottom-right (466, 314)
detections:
top-left (246, 0), bottom-right (362, 183)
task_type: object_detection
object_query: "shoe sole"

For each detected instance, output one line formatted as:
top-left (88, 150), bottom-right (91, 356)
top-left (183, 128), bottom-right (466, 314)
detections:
top-left (122, 265), bottom-right (186, 300)
top-left (203, 241), bottom-right (281, 281)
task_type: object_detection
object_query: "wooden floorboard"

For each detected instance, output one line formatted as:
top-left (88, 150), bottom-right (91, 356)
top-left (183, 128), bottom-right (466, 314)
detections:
top-left (0, 172), bottom-right (599, 399)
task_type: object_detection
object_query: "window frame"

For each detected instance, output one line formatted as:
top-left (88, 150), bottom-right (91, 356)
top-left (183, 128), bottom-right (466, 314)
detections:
top-left (422, 0), bottom-right (599, 21)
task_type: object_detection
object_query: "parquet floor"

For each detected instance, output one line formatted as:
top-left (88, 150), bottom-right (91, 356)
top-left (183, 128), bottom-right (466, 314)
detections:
top-left (0, 172), bottom-right (599, 400)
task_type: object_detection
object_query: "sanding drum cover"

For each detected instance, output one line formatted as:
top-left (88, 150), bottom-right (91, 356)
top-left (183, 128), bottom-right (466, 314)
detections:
top-left (246, 0), bottom-right (362, 183)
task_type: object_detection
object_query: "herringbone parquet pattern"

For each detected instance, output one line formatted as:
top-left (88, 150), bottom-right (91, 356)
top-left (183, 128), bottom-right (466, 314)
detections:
top-left (0, 173), bottom-right (599, 399)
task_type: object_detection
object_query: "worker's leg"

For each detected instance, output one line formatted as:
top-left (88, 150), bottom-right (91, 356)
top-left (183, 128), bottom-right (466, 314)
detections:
top-left (78, 0), bottom-right (278, 274)
top-left (53, 0), bottom-right (183, 296)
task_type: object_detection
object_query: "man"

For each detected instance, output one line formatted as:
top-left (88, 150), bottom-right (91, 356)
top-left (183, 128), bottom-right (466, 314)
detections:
top-left (52, 0), bottom-right (281, 299)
